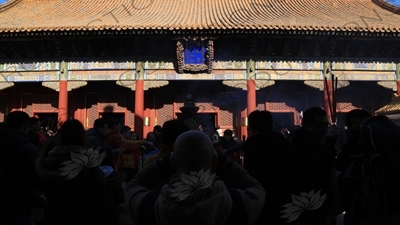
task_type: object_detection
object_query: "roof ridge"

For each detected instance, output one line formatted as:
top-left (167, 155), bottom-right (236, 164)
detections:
top-left (372, 0), bottom-right (400, 14)
top-left (0, 0), bottom-right (22, 12)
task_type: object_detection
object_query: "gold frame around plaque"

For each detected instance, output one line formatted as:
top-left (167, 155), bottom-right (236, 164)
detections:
top-left (176, 37), bottom-right (214, 74)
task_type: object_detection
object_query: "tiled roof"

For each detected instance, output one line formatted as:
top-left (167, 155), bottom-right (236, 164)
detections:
top-left (1, 0), bottom-right (400, 33)
top-left (376, 95), bottom-right (400, 115)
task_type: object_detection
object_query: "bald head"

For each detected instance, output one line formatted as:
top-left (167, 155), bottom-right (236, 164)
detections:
top-left (173, 131), bottom-right (217, 174)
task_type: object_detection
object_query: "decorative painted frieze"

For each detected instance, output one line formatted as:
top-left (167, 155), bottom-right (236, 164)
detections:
top-left (0, 82), bottom-right (14, 91)
top-left (222, 80), bottom-right (247, 90)
top-left (146, 70), bottom-right (247, 80)
top-left (116, 80), bottom-right (169, 91)
top-left (1, 61), bottom-right (396, 83)
top-left (0, 62), bottom-right (59, 71)
top-left (116, 80), bottom-right (136, 89)
top-left (42, 81), bottom-right (87, 91)
top-left (0, 71), bottom-right (58, 82)
top-left (303, 81), bottom-right (324, 91)
top-left (222, 80), bottom-right (275, 90)
top-left (256, 61), bottom-right (322, 70)
top-left (151, 74), bottom-right (179, 80)
top-left (377, 81), bottom-right (397, 91)
top-left (144, 80), bottom-right (169, 90)
top-left (213, 61), bottom-right (246, 69)
top-left (144, 61), bottom-right (174, 70)
top-left (256, 70), bottom-right (324, 80)
top-left (333, 71), bottom-right (395, 80)
top-left (256, 80), bottom-right (275, 89)
top-left (68, 70), bottom-right (134, 81)
top-left (332, 62), bottom-right (396, 71)
top-left (68, 61), bottom-right (135, 70)
top-left (304, 80), bottom-right (350, 91)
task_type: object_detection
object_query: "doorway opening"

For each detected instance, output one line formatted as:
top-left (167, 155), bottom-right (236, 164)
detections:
top-left (335, 112), bottom-right (347, 127)
top-left (175, 112), bottom-right (217, 130)
top-left (271, 112), bottom-right (294, 132)
top-left (34, 113), bottom-right (58, 133)
top-left (100, 112), bottom-right (125, 125)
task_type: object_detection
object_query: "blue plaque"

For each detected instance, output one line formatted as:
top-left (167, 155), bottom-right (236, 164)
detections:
top-left (176, 38), bottom-right (214, 74)
top-left (184, 41), bottom-right (206, 65)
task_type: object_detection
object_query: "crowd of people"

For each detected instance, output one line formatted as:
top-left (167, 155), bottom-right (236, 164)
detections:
top-left (1, 106), bottom-right (399, 225)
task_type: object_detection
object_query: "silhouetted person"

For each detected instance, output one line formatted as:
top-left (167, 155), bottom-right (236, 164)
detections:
top-left (86, 118), bottom-right (108, 149)
top-left (289, 107), bottom-right (341, 225)
top-left (337, 109), bottom-right (400, 225)
top-left (243, 110), bottom-right (292, 225)
top-left (0, 111), bottom-right (40, 225)
top-left (27, 117), bottom-right (41, 148)
top-left (152, 125), bottom-right (162, 148)
top-left (125, 130), bottom-right (265, 225)
top-left (143, 119), bottom-right (189, 167)
top-left (36, 119), bottom-right (115, 225)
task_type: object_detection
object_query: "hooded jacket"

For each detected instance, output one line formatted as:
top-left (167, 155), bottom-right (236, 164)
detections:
top-left (125, 153), bottom-right (265, 225)
top-left (155, 179), bottom-right (233, 225)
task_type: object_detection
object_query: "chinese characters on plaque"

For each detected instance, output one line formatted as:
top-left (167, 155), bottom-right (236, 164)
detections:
top-left (184, 41), bottom-right (206, 65)
top-left (176, 38), bottom-right (214, 74)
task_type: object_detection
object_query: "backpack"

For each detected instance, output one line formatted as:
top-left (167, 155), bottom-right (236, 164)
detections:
top-left (338, 125), bottom-right (386, 216)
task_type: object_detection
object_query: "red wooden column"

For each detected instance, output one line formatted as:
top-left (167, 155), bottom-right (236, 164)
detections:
top-left (247, 79), bottom-right (256, 115)
top-left (242, 59), bottom-right (257, 139)
top-left (323, 62), bottom-right (334, 124)
top-left (134, 62), bottom-right (145, 139)
top-left (323, 79), bottom-right (333, 124)
top-left (58, 62), bottom-right (68, 129)
top-left (74, 108), bottom-right (85, 128)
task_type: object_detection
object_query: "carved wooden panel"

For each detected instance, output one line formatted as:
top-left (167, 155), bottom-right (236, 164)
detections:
top-left (155, 93), bottom-right (174, 126)
top-left (33, 94), bottom-right (58, 112)
top-left (85, 93), bottom-right (98, 129)
top-left (127, 94), bottom-right (135, 127)
top-left (157, 104), bottom-right (173, 127)
top-left (127, 112), bottom-right (135, 127)
top-left (337, 102), bottom-right (357, 112)
top-left (220, 110), bottom-right (233, 127)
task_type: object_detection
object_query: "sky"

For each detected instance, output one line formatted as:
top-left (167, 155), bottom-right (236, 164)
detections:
top-left (387, 0), bottom-right (400, 6)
